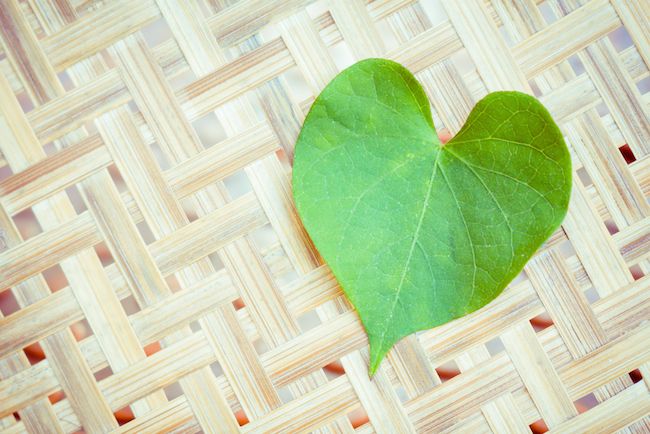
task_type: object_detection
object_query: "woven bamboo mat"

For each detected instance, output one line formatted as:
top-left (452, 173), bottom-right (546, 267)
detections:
top-left (0, 0), bottom-right (649, 432)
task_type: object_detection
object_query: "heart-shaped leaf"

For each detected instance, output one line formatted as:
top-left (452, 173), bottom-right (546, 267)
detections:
top-left (293, 59), bottom-right (571, 375)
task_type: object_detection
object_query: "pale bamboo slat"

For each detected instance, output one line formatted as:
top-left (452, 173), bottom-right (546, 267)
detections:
top-left (0, 0), bottom-right (649, 433)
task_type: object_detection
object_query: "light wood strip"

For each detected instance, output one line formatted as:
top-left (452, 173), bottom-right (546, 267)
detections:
top-left (27, 69), bottom-right (127, 144)
top-left (562, 179), bottom-right (633, 295)
top-left (0, 134), bottom-right (109, 215)
top-left (610, 1), bottom-right (650, 74)
top-left (41, 0), bottom-right (160, 71)
top-left (168, 122), bottom-right (279, 198)
top-left (241, 376), bottom-right (358, 433)
top-left (246, 155), bottom-right (321, 276)
top-left (279, 10), bottom-right (338, 94)
top-left (512, 0), bottom-right (619, 76)
top-left (0, 287), bottom-right (81, 359)
top-left (0, 0), bottom-right (63, 103)
top-left (443, 0), bottom-right (529, 92)
top-left (504, 321), bottom-right (579, 426)
top-left (330, 0), bottom-right (385, 58)
top-left (548, 381), bottom-right (650, 434)
top-left (208, 0), bottom-right (313, 47)
top-left (580, 38), bottom-right (650, 155)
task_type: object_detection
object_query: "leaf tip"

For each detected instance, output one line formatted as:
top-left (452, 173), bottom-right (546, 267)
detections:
top-left (368, 341), bottom-right (387, 377)
top-left (368, 358), bottom-right (380, 377)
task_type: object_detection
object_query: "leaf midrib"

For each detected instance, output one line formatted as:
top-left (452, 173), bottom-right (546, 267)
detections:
top-left (374, 147), bottom-right (442, 355)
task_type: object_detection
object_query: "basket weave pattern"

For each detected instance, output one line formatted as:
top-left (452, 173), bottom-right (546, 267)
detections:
top-left (0, 0), bottom-right (649, 432)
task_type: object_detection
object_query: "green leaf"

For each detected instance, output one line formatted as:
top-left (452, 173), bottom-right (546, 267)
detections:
top-left (292, 58), bottom-right (571, 375)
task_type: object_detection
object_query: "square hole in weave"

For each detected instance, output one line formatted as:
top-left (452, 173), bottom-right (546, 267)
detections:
top-left (223, 169), bottom-right (253, 199)
top-left (42, 263), bottom-right (69, 293)
top-left (93, 45), bottom-right (115, 70)
top-left (136, 220), bottom-right (156, 245)
top-left (629, 368), bottom-right (643, 383)
top-left (94, 366), bottom-right (113, 382)
top-left (166, 273), bottom-right (183, 293)
top-left (57, 70), bottom-right (75, 92)
top-left (584, 286), bottom-right (601, 304)
top-left (70, 318), bottom-right (93, 342)
top-left (126, 99), bottom-right (139, 115)
top-left (107, 164), bottom-right (128, 193)
top-left (209, 360), bottom-right (223, 377)
top-left (530, 418), bottom-right (548, 433)
top-left (189, 320), bottom-right (202, 333)
top-left (323, 359), bottom-right (345, 380)
top-left (16, 91), bottom-right (34, 113)
top-left (530, 312), bottom-right (553, 332)
top-left (120, 295), bottom-right (141, 315)
top-left (557, 238), bottom-right (577, 259)
top-left (251, 336), bottom-right (270, 356)
top-left (180, 196), bottom-right (200, 223)
top-left (485, 336), bottom-right (505, 357)
top-left (618, 144), bottom-right (637, 164)
top-left (576, 166), bottom-right (593, 187)
top-left (65, 184), bottom-right (87, 214)
top-left (94, 241), bottom-right (114, 267)
top-left (150, 141), bottom-right (172, 171)
top-left (629, 264), bottom-right (644, 281)
top-left (275, 384), bottom-right (295, 405)
top-left (192, 111), bottom-right (227, 149)
top-left (604, 218), bottom-right (619, 235)
top-left (297, 309), bottom-right (322, 332)
top-left (163, 381), bottom-right (183, 400)
top-left (232, 296), bottom-right (245, 311)
top-left (144, 340), bottom-right (162, 357)
top-left (12, 207), bottom-right (42, 240)
top-left (636, 76), bottom-right (650, 95)
top-left (435, 360), bottom-right (460, 382)
top-left (347, 405), bottom-right (370, 429)
top-left (48, 390), bottom-right (65, 406)
top-left (84, 118), bottom-right (99, 134)
top-left (0, 163), bottom-right (13, 182)
top-left (42, 141), bottom-right (58, 157)
top-left (538, 1), bottom-right (557, 24)
top-left (235, 408), bottom-right (250, 427)
top-left (207, 251), bottom-right (225, 272)
top-left (394, 385), bottom-right (409, 403)
top-left (595, 101), bottom-right (610, 117)
top-left (0, 288), bottom-right (20, 316)
top-left (574, 392), bottom-right (597, 413)
top-left (114, 405), bottom-right (135, 426)
top-left (608, 26), bottom-right (634, 52)
top-left (141, 18), bottom-right (172, 49)
top-left (24, 341), bottom-right (45, 365)
top-left (528, 80), bottom-right (543, 98)
top-left (567, 54), bottom-right (585, 76)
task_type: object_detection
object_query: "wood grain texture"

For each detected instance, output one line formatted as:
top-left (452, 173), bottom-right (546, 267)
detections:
top-left (0, 0), bottom-right (648, 432)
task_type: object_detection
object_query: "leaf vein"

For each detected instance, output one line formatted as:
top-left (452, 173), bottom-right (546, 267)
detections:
top-left (375, 150), bottom-right (442, 354)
